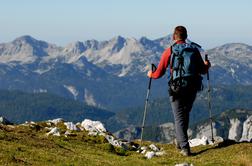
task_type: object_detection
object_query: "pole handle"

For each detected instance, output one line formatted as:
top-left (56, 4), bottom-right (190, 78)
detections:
top-left (205, 54), bottom-right (210, 80)
top-left (147, 64), bottom-right (157, 89)
top-left (151, 64), bottom-right (157, 72)
top-left (204, 54), bottom-right (208, 61)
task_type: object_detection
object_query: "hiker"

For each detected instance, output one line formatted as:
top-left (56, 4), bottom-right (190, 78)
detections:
top-left (147, 26), bottom-right (211, 156)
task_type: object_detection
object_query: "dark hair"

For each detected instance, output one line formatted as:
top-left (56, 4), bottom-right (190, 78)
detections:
top-left (174, 26), bottom-right (187, 40)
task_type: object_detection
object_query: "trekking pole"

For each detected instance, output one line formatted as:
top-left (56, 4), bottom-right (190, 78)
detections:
top-left (140, 64), bottom-right (156, 145)
top-left (205, 54), bottom-right (214, 143)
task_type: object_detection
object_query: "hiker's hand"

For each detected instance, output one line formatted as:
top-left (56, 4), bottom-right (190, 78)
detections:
top-left (204, 60), bottom-right (211, 68)
top-left (147, 71), bottom-right (152, 78)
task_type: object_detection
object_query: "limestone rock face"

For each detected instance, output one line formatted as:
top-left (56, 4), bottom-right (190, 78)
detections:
top-left (240, 115), bottom-right (252, 142)
top-left (114, 109), bottom-right (252, 143)
top-left (0, 116), bottom-right (12, 125)
top-left (228, 118), bottom-right (243, 141)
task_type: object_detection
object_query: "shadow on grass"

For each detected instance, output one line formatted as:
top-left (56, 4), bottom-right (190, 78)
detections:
top-left (192, 139), bottom-right (245, 156)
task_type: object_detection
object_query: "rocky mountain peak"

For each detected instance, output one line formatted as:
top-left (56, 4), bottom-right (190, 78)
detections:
top-left (154, 34), bottom-right (173, 48)
top-left (139, 36), bottom-right (163, 52)
top-left (13, 35), bottom-right (37, 44)
top-left (84, 40), bottom-right (100, 50)
top-left (139, 36), bottom-right (152, 45)
top-left (7, 35), bottom-right (49, 57)
top-left (109, 36), bottom-right (126, 53)
top-left (64, 41), bottom-right (86, 54)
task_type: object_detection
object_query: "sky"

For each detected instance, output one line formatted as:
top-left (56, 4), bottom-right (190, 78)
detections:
top-left (0, 0), bottom-right (251, 48)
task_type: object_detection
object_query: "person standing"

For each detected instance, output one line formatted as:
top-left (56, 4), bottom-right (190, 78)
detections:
top-left (147, 26), bottom-right (211, 156)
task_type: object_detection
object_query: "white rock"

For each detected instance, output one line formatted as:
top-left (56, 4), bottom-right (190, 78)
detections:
top-left (64, 130), bottom-right (71, 135)
top-left (141, 149), bottom-right (146, 154)
top-left (64, 122), bottom-right (80, 131)
top-left (46, 127), bottom-right (60, 136)
top-left (145, 151), bottom-right (155, 159)
top-left (25, 121), bottom-right (36, 125)
top-left (228, 118), bottom-right (242, 141)
top-left (189, 136), bottom-right (208, 147)
top-left (88, 131), bottom-right (99, 136)
top-left (81, 119), bottom-right (106, 133)
top-left (22, 121), bottom-right (35, 126)
top-left (159, 123), bottom-right (176, 143)
top-left (46, 122), bottom-right (52, 126)
top-left (149, 144), bottom-right (159, 152)
top-left (48, 118), bottom-right (64, 125)
top-left (79, 127), bottom-right (85, 131)
top-left (240, 115), bottom-right (252, 142)
top-left (99, 132), bottom-right (106, 137)
top-left (155, 151), bottom-right (166, 156)
top-left (105, 135), bottom-right (122, 147)
top-left (196, 122), bottom-right (217, 139)
top-left (212, 136), bottom-right (224, 144)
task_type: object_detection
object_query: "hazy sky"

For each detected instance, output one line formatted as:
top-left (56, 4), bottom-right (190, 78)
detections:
top-left (0, 0), bottom-right (251, 48)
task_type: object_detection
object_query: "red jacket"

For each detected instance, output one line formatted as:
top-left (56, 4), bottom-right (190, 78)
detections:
top-left (151, 40), bottom-right (208, 79)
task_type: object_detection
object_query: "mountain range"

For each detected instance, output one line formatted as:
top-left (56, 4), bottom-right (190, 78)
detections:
top-left (1, 35), bottom-right (252, 113)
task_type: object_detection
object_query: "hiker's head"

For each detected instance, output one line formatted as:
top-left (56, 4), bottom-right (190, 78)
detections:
top-left (173, 26), bottom-right (187, 41)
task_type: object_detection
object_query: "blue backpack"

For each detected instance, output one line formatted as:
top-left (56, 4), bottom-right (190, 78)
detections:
top-left (169, 42), bottom-right (203, 91)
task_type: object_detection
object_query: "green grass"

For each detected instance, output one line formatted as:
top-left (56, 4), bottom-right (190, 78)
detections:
top-left (0, 123), bottom-right (252, 166)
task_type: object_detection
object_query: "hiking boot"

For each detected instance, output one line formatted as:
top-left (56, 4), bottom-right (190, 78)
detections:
top-left (180, 148), bottom-right (191, 157)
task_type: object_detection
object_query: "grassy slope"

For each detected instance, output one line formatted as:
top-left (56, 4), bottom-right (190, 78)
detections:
top-left (0, 123), bottom-right (252, 166)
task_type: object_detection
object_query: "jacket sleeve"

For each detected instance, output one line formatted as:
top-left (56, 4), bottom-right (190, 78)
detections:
top-left (151, 48), bottom-right (171, 79)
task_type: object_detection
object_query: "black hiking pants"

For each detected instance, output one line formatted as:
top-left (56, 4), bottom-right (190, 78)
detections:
top-left (169, 86), bottom-right (197, 150)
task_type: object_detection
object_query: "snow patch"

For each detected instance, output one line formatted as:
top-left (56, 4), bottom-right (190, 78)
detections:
top-left (33, 67), bottom-right (52, 74)
top-left (64, 85), bottom-right (79, 100)
top-left (118, 66), bottom-right (131, 77)
top-left (84, 89), bottom-right (97, 106)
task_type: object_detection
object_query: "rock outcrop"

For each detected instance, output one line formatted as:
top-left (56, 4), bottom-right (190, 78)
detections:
top-left (0, 116), bottom-right (12, 125)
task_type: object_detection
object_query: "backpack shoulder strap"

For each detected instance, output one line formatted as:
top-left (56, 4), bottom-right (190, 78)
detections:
top-left (169, 43), bottom-right (178, 69)
top-left (190, 42), bottom-right (201, 48)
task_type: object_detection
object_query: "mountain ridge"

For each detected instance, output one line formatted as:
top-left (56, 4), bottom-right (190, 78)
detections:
top-left (0, 35), bottom-right (252, 111)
